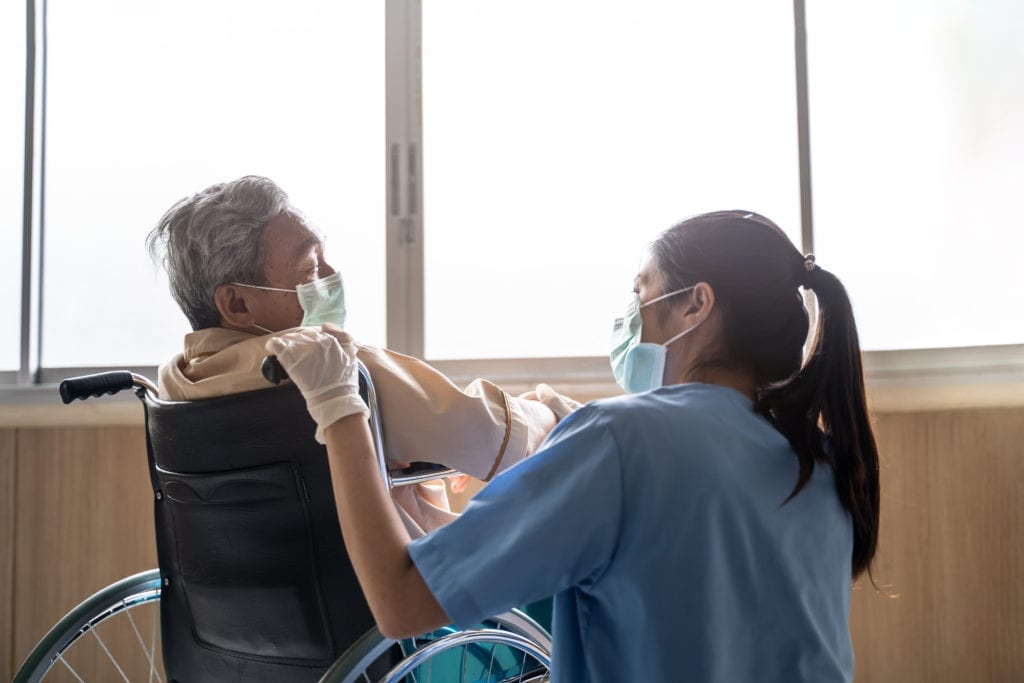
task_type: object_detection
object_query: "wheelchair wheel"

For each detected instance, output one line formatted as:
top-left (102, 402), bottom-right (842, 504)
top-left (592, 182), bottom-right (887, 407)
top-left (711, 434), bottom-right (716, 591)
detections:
top-left (13, 569), bottom-right (164, 683)
top-left (386, 629), bottom-right (551, 682)
top-left (320, 608), bottom-right (551, 683)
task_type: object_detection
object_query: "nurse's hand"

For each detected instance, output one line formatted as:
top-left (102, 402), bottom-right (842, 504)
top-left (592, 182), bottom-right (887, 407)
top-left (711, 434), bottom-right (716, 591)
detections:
top-left (266, 324), bottom-right (367, 443)
top-left (516, 383), bottom-right (584, 453)
top-left (519, 383), bottom-right (583, 422)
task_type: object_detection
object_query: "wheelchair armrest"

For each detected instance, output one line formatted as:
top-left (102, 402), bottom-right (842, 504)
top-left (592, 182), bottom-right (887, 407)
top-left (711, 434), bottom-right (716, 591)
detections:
top-left (389, 463), bottom-right (459, 487)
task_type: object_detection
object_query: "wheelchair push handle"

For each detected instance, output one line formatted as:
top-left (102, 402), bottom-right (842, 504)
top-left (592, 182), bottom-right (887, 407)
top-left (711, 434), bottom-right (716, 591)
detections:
top-left (261, 355), bottom-right (289, 385)
top-left (59, 371), bottom-right (136, 404)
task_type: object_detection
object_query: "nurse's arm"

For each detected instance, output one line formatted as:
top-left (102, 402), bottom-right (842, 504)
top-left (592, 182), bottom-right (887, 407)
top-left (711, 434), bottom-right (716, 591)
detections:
top-left (322, 413), bottom-right (451, 639)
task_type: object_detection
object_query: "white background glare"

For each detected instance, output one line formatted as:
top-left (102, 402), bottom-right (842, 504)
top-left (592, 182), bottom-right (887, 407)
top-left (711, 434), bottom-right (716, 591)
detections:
top-left (3, 1), bottom-right (1022, 373)
top-left (42, 0), bottom-right (384, 367)
top-left (423, 0), bottom-right (801, 359)
top-left (0, 0), bottom-right (25, 370)
top-left (808, 0), bottom-right (1024, 349)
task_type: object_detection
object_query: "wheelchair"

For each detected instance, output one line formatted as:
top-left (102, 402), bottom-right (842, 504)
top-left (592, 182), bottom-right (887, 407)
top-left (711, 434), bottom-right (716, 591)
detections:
top-left (14, 360), bottom-right (552, 682)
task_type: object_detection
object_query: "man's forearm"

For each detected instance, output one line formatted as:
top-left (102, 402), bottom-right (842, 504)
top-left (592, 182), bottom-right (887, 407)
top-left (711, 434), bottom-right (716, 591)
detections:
top-left (323, 414), bottom-right (450, 638)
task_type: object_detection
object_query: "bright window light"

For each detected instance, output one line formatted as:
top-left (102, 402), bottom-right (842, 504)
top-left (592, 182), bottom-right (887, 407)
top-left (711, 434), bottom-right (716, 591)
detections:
top-left (807, 0), bottom-right (1024, 350)
top-left (0, 0), bottom-right (25, 371)
top-left (42, 0), bottom-right (384, 368)
top-left (422, 1), bottom-right (801, 359)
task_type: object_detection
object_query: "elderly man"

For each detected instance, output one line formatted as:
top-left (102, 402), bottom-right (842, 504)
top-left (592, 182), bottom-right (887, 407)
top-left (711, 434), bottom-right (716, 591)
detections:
top-left (147, 175), bottom-right (578, 536)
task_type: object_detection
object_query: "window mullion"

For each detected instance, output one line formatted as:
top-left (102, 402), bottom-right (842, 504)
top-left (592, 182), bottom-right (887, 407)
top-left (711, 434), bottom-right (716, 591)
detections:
top-left (793, 0), bottom-right (814, 257)
top-left (19, 0), bottom-right (43, 387)
top-left (385, 0), bottom-right (424, 357)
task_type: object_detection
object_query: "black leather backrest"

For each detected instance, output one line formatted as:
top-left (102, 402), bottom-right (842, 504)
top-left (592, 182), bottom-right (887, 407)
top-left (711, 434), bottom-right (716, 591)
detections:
top-left (143, 382), bottom-right (375, 682)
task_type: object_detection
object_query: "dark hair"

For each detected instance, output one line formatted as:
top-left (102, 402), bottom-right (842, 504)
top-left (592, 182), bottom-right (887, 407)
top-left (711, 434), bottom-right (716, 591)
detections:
top-left (652, 210), bottom-right (880, 580)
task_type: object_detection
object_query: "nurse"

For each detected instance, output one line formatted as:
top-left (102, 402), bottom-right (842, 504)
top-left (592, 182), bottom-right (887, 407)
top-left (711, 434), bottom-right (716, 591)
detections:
top-left (268, 210), bottom-right (879, 682)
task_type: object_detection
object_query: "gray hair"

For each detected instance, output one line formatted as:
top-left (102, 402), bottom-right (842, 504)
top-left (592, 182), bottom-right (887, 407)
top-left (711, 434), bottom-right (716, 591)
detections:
top-left (146, 175), bottom-right (297, 330)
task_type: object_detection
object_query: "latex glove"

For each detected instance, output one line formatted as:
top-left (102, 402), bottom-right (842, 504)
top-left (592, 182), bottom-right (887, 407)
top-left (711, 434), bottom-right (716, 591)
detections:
top-left (518, 383), bottom-right (583, 422)
top-left (265, 324), bottom-right (367, 443)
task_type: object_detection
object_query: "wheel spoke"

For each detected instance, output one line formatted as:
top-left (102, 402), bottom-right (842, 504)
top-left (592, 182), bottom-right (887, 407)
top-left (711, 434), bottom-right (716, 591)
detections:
top-left (56, 651), bottom-right (88, 683)
top-left (486, 642), bottom-right (497, 681)
top-left (89, 625), bottom-right (131, 683)
top-left (149, 603), bottom-right (162, 683)
top-left (125, 602), bottom-right (163, 683)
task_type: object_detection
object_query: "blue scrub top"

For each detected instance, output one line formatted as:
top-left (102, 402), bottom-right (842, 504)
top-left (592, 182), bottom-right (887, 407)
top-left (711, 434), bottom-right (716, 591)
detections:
top-left (408, 383), bottom-right (854, 682)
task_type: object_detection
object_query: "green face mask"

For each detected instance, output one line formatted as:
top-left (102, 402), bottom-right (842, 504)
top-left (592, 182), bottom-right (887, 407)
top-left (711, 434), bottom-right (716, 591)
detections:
top-left (232, 271), bottom-right (347, 332)
top-left (293, 271), bottom-right (347, 328)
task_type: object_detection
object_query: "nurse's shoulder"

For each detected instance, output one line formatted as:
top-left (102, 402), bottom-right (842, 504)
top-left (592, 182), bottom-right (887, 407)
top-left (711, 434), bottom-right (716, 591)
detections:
top-left (585, 381), bottom-right (749, 425)
top-left (547, 381), bottom-right (755, 455)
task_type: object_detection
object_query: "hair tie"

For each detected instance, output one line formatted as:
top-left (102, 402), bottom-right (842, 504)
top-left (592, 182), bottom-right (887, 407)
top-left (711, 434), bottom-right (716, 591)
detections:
top-left (800, 254), bottom-right (819, 288)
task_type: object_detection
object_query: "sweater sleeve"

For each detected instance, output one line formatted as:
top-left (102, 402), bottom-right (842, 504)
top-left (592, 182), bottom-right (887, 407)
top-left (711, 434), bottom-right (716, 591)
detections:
top-left (356, 345), bottom-right (557, 480)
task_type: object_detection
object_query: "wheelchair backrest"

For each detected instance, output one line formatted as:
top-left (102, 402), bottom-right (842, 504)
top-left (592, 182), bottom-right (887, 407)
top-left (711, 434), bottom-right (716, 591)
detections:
top-left (142, 379), bottom-right (375, 681)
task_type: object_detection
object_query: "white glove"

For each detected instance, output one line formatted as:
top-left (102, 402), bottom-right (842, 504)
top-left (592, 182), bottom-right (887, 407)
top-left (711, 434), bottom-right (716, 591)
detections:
top-left (518, 383), bottom-right (583, 422)
top-left (265, 324), bottom-right (368, 443)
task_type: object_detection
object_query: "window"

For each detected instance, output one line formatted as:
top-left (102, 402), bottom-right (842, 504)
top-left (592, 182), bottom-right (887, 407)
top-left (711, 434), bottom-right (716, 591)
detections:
top-left (2, 0), bottom-right (1020, 395)
top-left (807, 0), bottom-right (1024, 350)
top-left (422, 0), bottom-right (802, 359)
top-left (0, 0), bottom-right (25, 371)
top-left (42, 0), bottom-right (385, 367)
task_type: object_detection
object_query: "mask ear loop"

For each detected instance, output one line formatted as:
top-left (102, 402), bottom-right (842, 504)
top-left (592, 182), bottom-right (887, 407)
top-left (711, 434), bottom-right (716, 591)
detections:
top-left (639, 285), bottom-right (696, 309)
top-left (658, 285), bottom-right (708, 348)
top-left (230, 281), bottom-right (297, 293)
top-left (662, 317), bottom-right (706, 348)
top-left (228, 283), bottom-right (297, 335)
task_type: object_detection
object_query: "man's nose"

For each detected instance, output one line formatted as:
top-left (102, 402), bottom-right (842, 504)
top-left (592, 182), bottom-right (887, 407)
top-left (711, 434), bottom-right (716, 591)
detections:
top-left (320, 260), bottom-right (336, 277)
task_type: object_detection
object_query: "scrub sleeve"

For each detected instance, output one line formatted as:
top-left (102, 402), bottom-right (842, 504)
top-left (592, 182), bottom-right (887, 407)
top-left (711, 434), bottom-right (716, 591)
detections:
top-left (407, 407), bottom-right (623, 629)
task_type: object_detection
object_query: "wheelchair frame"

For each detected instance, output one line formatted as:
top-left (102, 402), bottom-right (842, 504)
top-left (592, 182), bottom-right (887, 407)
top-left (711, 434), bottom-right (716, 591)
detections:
top-left (14, 363), bottom-right (552, 682)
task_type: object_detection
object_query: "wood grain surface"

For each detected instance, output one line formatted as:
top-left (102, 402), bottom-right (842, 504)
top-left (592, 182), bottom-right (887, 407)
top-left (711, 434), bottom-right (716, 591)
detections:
top-left (2, 407), bottom-right (1022, 681)
top-left (849, 408), bottom-right (1024, 682)
top-left (11, 427), bottom-right (158, 681)
top-left (1, 430), bottom-right (15, 682)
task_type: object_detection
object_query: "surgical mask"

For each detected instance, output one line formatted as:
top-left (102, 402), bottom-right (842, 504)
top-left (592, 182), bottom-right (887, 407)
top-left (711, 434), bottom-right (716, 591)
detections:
top-left (610, 286), bottom-right (703, 394)
top-left (232, 271), bottom-right (347, 333)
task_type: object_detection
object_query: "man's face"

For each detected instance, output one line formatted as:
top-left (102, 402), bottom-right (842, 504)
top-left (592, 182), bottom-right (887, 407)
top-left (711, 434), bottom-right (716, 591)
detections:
top-left (246, 213), bottom-right (335, 332)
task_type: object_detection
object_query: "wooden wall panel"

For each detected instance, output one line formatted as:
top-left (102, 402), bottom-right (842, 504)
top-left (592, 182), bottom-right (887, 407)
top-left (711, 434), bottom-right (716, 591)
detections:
top-left (4, 407), bottom-right (1022, 680)
top-left (12, 427), bottom-right (157, 680)
top-left (1, 429), bottom-right (15, 681)
top-left (850, 408), bottom-right (1024, 682)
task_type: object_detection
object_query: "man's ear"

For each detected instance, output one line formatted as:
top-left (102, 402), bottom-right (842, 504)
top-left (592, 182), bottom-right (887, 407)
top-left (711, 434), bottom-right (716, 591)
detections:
top-left (214, 284), bottom-right (256, 329)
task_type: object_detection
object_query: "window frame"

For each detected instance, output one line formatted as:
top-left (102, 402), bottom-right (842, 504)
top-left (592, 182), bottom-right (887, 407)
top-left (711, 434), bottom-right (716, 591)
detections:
top-left (2, 0), bottom-right (1022, 416)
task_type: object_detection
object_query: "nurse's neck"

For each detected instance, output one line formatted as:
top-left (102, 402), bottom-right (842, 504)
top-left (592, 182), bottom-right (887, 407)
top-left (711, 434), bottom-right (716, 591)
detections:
top-left (663, 366), bottom-right (761, 403)
top-left (663, 343), bottom-right (757, 400)
top-left (661, 307), bottom-right (757, 400)
top-left (668, 365), bottom-right (757, 401)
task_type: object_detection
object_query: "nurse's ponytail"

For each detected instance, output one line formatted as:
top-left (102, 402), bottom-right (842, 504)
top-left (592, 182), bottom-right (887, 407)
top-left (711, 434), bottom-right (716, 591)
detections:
top-left (757, 260), bottom-right (880, 580)
top-left (653, 211), bottom-right (880, 580)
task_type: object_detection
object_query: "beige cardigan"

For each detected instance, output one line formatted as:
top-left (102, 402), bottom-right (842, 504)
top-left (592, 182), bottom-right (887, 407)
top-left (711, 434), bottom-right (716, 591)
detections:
top-left (158, 327), bottom-right (578, 536)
